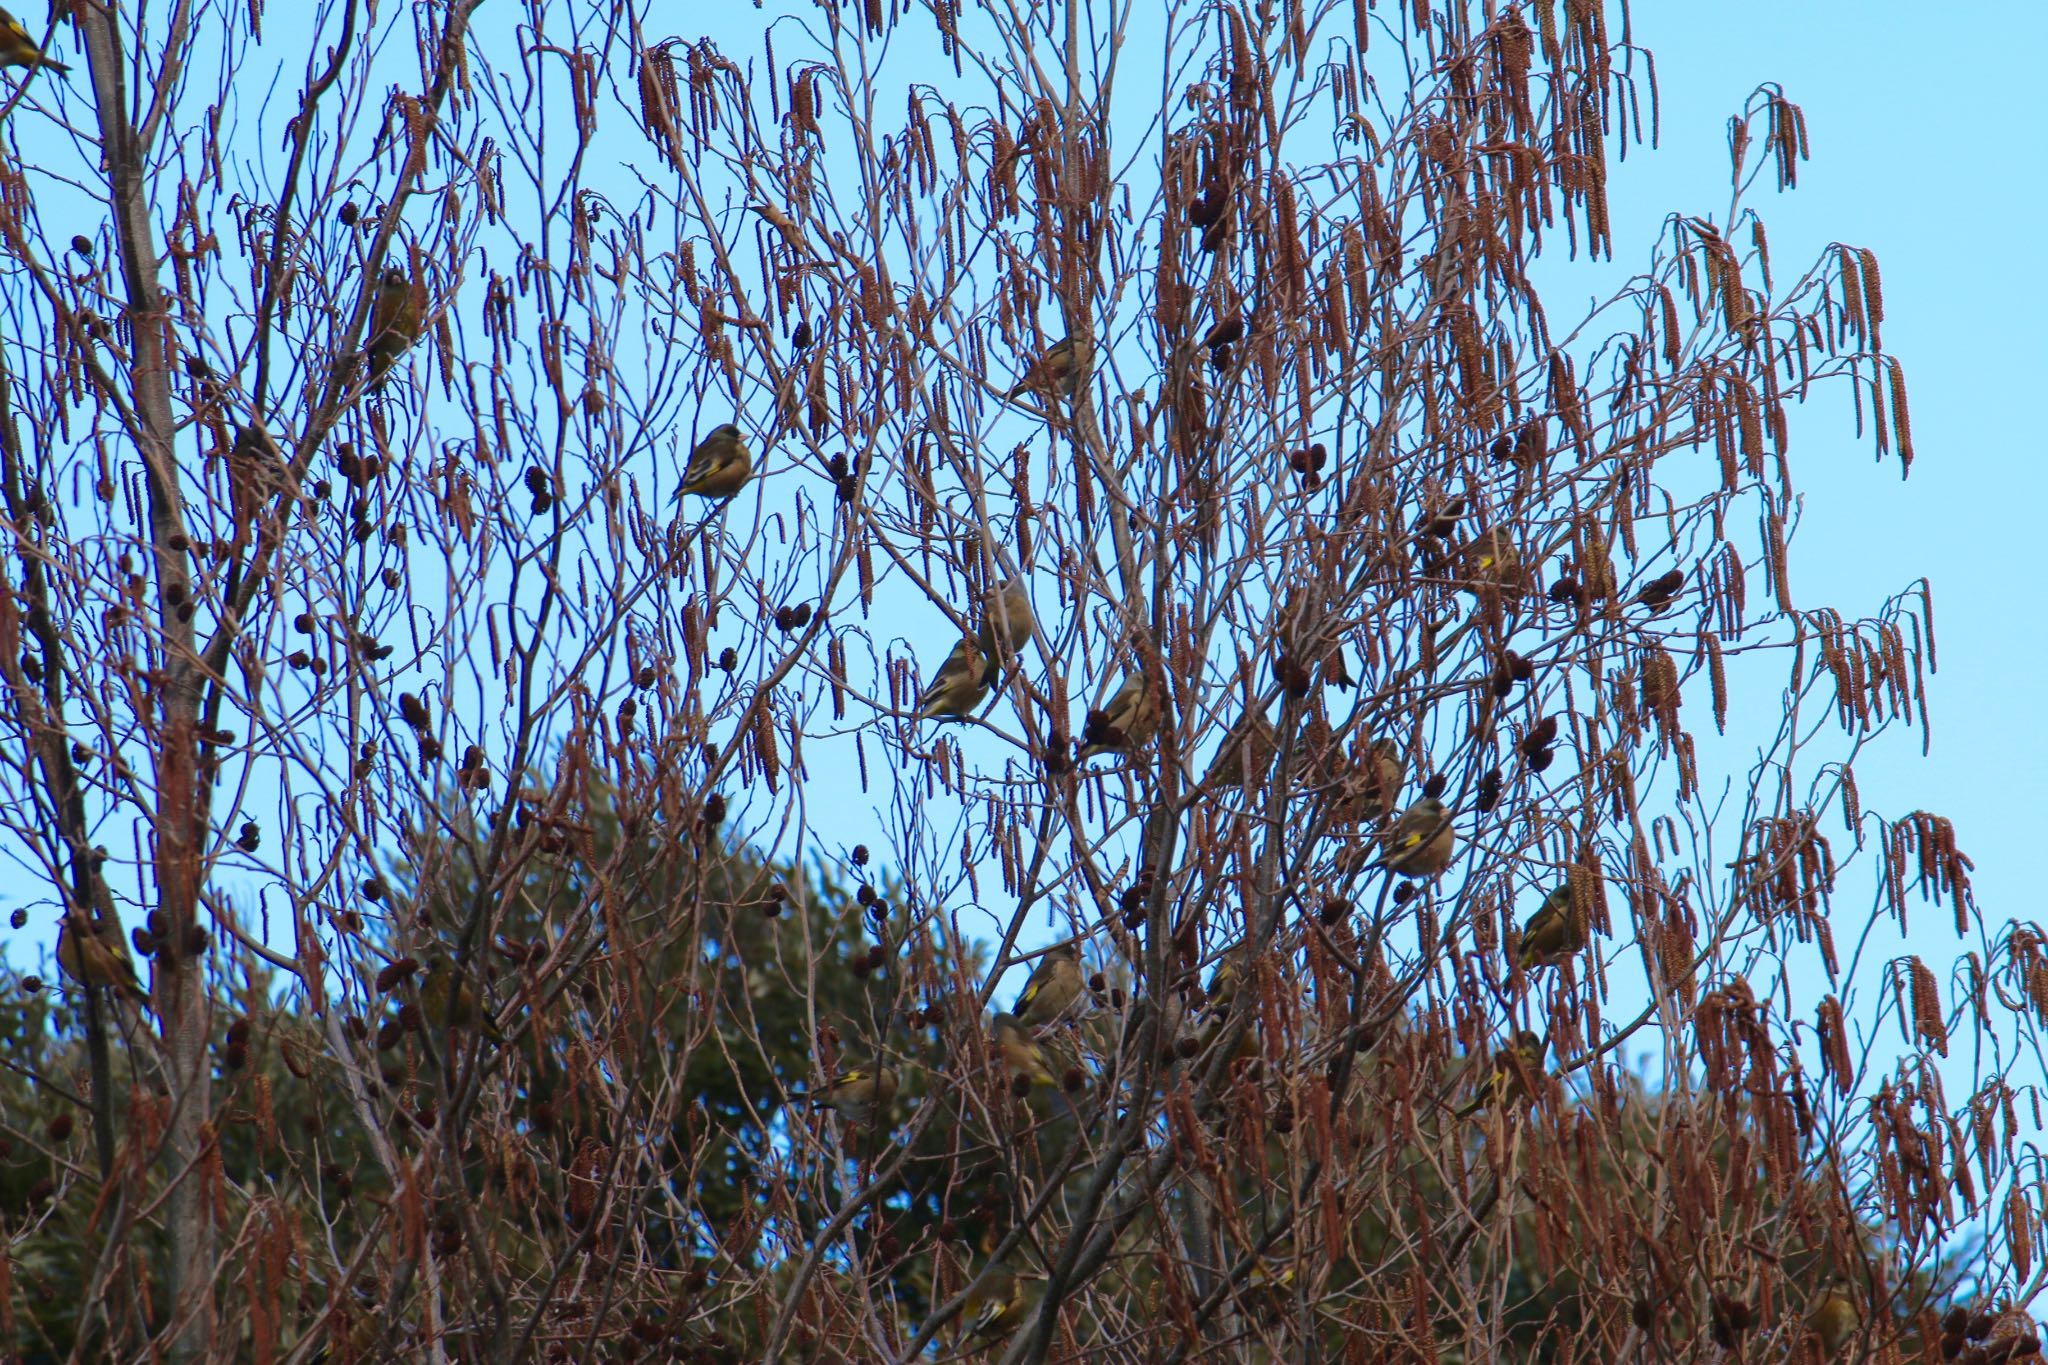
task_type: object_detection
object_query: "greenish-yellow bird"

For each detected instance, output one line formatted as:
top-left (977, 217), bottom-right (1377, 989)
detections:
top-left (1516, 884), bottom-right (1588, 969)
top-left (1808, 1288), bottom-right (1858, 1357)
top-left (417, 958), bottom-right (506, 1043)
top-left (803, 1064), bottom-right (899, 1127)
top-left (914, 635), bottom-right (992, 721)
top-left (1004, 334), bottom-right (1088, 402)
top-left (991, 1012), bottom-right (1055, 1087)
top-left (1013, 942), bottom-right (1085, 1027)
top-left (363, 264), bottom-right (424, 391)
top-left (55, 912), bottom-right (146, 1002)
top-left (1373, 797), bottom-right (1455, 878)
top-left (0, 8), bottom-right (67, 73)
top-left (674, 423), bottom-right (754, 500)
top-left (978, 576), bottom-right (1034, 668)
top-left (1078, 669), bottom-right (1160, 759)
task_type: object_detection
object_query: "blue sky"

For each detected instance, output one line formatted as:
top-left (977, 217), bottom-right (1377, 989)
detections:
top-left (1603, 2), bottom-right (2047, 974)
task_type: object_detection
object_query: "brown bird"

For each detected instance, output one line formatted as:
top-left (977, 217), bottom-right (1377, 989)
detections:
top-left (1202, 708), bottom-right (1276, 790)
top-left (1342, 737), bottom-right (1406, 822)
top-left (1078, 668), bottom-right (1160, 760)
top-left (55, 912), bottom-right (146, 1003)
top-left (1373, 797), bottom-right (1455, 878)
top-left (363, 265), bottom-right (424, 391)
top-left (0, 8), bottom-right (67, 73)
top-left (228, 422), bottom-right (297, 535)
top-left (674, 423), bottom-right (754, 501)
top-left (1004, 335), bottom-right (1088, 403)
top-left (1013, 942), bottom-right (1085, 1027)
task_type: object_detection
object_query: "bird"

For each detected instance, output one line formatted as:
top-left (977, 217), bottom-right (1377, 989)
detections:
top-left (1488, 1029), bottom-right (1547, 1108)
top-left (0, 8), bottom-right (67, 73)
top-left (1203, 945), bottom-right (1248, 1014)
top-left (674, 423), bottom-right (754, 501)
top-left (416, 958), bottom-right (505, 1043)
top-left (363, 264), bottom-right (423, 391)
top-left (1453, 527), bottom-right (1524, 594)
top-left (1808, 1288), bottom-right (1858, 1357)
top-left (1343, 737), bottom-right (1406, 822)
top-left (965, 1269), bottom-right (1038, 1341)
top-left (1117, 986), bottom-right (1190, 1065)
top-left (992, 1012), bottom-right (1055, 1087)
top-left (1004, 335), bottom-right (1088, 403)
top-left (1241, 1260), bottom-right (1298, 1326)
top-left (914, 635), bottom-right (992, 721)
top-left (1633, 567), bottom-right (1686, 610)
top-left (1078, 668), bottom-right (1160, 759)
top-left (228, 422), bottom-right (297, 534)
top-left (1196, 947), bottom-right (1263, 1064)
top-left (977, 576), bottom-right (1034, 670)
top-left (1373, 797), bottom-right (1455, 878)
top-left (1515, 884), bottom-right (1588, 970)
top-left (1013, 942), bottom-right (1085, 1027)
top-left (1202, 708), bottom-right (1276, 790)
top-left (55, 912), bottom-right (146, 1003)
top-left (800, 1064), bottom-right (899, 1128)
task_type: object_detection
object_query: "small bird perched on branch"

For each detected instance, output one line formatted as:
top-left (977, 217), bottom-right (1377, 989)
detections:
top-left (914, 636), bottom-right (991, 721)
top-left (1808, 1287), bottom-right (1859, 1357)
top-left (674, 423), bottom-right (754, 501)
top-left (978, 576), bottom-right (1034, 672)
top-left (1488, 1029), bottom-right (1547, 1109)
top-left (1202, 707), bottom-right (1276, 790)
top-left (0, 8), bottom-right (68, 74)
top-left (55, 911), bottom-right (146, 1003)
top-left (363, 264), bottom-right (424, 391)
top-left (1343, 737), bottom-right (1406, 822)
top-left (1078, 669), bottom-right (1160, 759)
top-left (1373, 797), bottom-right (1455, 878)
top-left (417, 958), bottom-right (505, 1044)
top-left (991, 1012), bottom-right (1054, 1087)
top-left (1515, 884), bottom-right (1588, 970)
top-left (966, 1268), bottom-right (1041, 1341)
top-left (799, 1063), bottom-right (900, 1128)
top-left (228, 422), bottom-right (298, 537)
top-left (1452, 526), bottom-right (1525, 595)
top-left (1004, 335), bottom-right (1088, 403)
top-left (1012, 941), bottom-right (1084, 1028)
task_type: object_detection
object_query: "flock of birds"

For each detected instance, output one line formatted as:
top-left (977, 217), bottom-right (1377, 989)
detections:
top-left (2, 14), bottom-right (1929, 1362)
top-left (652, 322), bottom-right (1637, 1344)
top-left (32, 232), bottom-right (1623, 1340)
top-left (0, 27), bottom-right (1873, 1348)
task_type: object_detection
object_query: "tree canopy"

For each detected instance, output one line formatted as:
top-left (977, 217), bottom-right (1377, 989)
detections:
top-left (0, 1), bottom-right (2035, 1362)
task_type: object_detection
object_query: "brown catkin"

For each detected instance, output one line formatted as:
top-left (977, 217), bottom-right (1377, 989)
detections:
top-left (1704, 634), bottom-right (1728, 733)
top-left (2010, 1185), bottom-right (2033, 1281)
top-left (1909, 957), bottom-right (1948, 1057)
top-left (1887, 356), bottom-right (1915, 469)
top-left (1835, 246), bottom-right (1864, 338)
top-left (1658, 284), bottom-right (1681, 369)
top-left (1858, 247), bottom-right (1885, 332)
top-left (1817, 996), bottom-right (1851, 1096)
